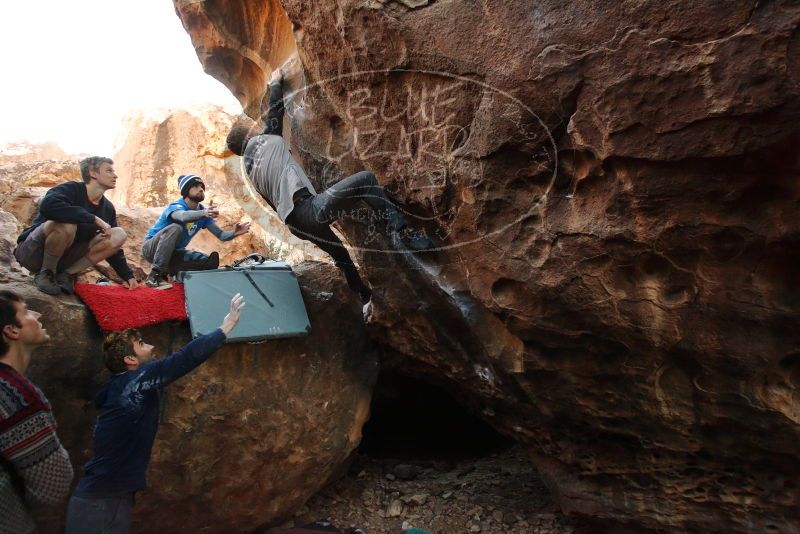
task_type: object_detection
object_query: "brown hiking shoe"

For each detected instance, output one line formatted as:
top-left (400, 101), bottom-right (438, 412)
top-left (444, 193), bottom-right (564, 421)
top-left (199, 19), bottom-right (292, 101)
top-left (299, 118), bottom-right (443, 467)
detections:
top-left (34, 269), bottom-right (61, 295)
top-left (55, 272), bottom-right (76, 294)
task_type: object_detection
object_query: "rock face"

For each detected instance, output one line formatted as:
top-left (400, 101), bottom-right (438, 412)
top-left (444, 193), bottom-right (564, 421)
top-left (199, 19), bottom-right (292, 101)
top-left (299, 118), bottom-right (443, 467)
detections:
top-left (110, 106), bottom-right (235, 209)
top-left (0, 141), bottom-right (70, 163)
top-left (0, 158), bottom-right (80, 227)
top-left (0, 224), bottom-right (376, 534)
top-left (0, 209), bottom-right (23, 269)
top-left (175, 1), bottom-right (800, 531)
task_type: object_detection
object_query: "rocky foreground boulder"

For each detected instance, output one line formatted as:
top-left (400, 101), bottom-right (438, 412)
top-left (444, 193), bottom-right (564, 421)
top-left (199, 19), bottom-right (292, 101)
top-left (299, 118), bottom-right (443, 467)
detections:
top-left (174, 1), bottom-right (800, 531)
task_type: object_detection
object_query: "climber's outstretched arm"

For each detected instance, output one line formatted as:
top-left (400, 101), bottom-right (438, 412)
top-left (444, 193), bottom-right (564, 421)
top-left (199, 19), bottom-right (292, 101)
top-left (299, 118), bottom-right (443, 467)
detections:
top-left (261, 68), bottom-right (285, 137)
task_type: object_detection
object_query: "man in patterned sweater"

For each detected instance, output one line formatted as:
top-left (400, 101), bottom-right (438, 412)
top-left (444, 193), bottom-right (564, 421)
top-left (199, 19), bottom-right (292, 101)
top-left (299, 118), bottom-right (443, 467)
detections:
top-left (0, 290), bottom-right (74, 534)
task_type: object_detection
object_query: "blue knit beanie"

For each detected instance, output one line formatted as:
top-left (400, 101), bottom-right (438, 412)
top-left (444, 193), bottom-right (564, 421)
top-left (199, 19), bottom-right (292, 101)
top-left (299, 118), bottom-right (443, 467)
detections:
top-left (178, 174), bottom-right (204, 197)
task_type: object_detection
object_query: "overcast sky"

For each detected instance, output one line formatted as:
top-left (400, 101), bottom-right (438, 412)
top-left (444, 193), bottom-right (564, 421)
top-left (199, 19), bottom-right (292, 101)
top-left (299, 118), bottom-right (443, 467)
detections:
top-left (0, 0), bottom-right (242, 155)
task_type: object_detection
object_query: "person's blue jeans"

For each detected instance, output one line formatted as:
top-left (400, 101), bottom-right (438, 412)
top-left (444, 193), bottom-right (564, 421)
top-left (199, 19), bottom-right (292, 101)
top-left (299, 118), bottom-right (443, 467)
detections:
top-left (64, 493), bottom-right (134, 534)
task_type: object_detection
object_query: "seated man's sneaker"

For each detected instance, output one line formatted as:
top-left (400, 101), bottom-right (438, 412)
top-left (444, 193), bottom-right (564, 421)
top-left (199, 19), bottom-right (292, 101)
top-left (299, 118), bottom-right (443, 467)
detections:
top-left (144, 270), bottom-right (173, 290)
top-left (34, 269), bottom-right (61, 295)
top-left (55, 272), bottom-right (76, 294)
top-left (393, 227), bottom-right (435, 251)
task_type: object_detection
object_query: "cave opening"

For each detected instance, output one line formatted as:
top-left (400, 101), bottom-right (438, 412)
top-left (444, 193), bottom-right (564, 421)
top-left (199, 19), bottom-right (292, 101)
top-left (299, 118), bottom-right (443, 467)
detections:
top-left (359, 370), bottom-right (513, 460)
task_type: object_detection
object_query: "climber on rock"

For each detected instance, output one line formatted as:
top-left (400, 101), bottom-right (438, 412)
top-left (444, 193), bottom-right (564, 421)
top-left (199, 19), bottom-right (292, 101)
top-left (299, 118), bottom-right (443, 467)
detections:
top-left (141, 174), bottom-right (251, 289)
top-left (64, 293), bottom-right (245, 534)
top-left (14, 156), bottom-right (138, 295)
top-left (226, 66), bottom-right (434, 305)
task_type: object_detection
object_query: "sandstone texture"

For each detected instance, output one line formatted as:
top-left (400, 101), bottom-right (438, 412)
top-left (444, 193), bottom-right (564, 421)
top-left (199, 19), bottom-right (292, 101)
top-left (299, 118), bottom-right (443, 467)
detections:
top-left (0, 220), bottom-right (376, 533)
top-left (175, 0), bottom-right (800, 531)
top-left (109, 107), bottom-right (234, 209)
top-left (0, 157), bottom-right (80, 227)
top-left (0, 141), bottom-right (70, 163)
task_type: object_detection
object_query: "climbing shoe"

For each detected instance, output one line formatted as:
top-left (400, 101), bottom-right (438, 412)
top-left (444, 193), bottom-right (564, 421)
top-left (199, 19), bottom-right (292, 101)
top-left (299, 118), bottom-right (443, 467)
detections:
top-left (55, 272), bottom-right (76, 294)
top-left (34, 269), bottom-right (61, 295)
top-left (359, 285), bottom-right (372, 305)
top-left (204, 251), bottom-right (220, 269)
top-left (144, 270), bottom-right (172, 290)
top-left (392, 227), bottom-right (435, 251)
top-left (168, 250), bottom-right (219, 273)
top-left (362, 300), bottom-right (374, 323)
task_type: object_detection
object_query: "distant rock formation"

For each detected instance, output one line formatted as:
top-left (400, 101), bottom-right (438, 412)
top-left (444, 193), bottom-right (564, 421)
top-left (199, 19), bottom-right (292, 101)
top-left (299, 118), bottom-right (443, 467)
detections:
top-left (0, 156), bottom-right (81, 239)
top-left (175, 0), bottom-right (800, 532)
top-left (109, 106), bottom-right (233, 209)
top-left (0, 141), bottom-right (70, 163)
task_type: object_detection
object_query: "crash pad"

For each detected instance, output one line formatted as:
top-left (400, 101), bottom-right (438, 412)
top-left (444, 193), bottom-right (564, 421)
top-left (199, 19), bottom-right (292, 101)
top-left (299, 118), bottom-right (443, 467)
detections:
top-left (183, 261), bottom-right (311, 342)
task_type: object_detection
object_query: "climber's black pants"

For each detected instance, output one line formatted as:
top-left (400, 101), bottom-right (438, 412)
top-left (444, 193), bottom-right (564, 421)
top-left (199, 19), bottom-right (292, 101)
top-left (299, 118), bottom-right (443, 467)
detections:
top-left (285, 171), bottom-right (405, 303)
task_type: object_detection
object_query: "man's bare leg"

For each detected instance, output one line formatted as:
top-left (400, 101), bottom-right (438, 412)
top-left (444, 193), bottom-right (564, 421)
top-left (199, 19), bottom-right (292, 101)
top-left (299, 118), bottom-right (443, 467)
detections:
top-left (40, 221), bottom-right (77, 271)
top-left (34, 222), bottom-right (77, 294)
top-left (59, 228), bottom-right (127, 293)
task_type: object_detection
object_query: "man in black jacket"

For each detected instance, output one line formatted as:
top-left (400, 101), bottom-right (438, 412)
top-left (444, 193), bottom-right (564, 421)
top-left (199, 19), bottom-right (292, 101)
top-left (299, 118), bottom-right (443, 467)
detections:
top-left (14, 156), bottom-right (138, 295)
top-left (65, 293), bottom-right (244, 534)
top-left (226, 67), bottom-right (433, 305)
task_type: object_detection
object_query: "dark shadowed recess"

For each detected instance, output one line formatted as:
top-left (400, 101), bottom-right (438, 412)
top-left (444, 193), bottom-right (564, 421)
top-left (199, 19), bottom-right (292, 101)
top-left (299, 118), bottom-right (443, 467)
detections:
top-left (360, 370), bottom-right (513, 460)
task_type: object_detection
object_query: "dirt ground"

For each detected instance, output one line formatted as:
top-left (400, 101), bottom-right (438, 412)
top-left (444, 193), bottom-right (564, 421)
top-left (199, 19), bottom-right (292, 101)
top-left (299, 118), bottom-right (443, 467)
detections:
top-left (266, 445), bottom-right (576, 534)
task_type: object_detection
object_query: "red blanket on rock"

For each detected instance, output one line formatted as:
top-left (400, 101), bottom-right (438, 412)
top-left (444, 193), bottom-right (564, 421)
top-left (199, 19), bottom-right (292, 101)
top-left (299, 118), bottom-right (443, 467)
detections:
top-left (74, 282), bottom-right (187, 332)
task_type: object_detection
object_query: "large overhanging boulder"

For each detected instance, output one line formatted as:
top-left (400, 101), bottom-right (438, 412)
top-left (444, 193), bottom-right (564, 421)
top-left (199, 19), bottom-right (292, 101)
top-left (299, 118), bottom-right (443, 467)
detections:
top-left (174, 1), bottom-right (800, 531)
top-left (0, 231), bottom-right (376, 533)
